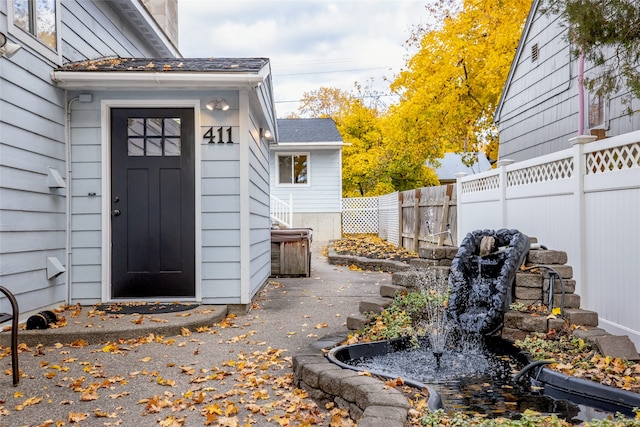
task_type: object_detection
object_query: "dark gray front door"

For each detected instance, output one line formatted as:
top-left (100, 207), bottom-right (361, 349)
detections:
top-left (110, 108), bottom-right (195, 298)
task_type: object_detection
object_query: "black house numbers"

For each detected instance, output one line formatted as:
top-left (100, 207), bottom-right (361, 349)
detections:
top-left (202, 126), bottom-right (237, 144)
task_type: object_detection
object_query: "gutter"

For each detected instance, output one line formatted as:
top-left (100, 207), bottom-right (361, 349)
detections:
top-left (50, 70), bottom-right (269, 90)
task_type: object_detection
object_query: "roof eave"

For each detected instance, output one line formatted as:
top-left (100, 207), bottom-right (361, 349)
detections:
top-left (270, 142), bottom-right (345, 150)
top-left (115, 0), bottom-right (181, 57)
top-left (494, 0), bottom-right (540, 124)
top-left (50, 70), bottom-right (268, 90)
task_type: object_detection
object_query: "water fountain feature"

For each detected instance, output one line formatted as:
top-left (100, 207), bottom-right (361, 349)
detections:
top-left (328, 229), bottom-right (640, 421)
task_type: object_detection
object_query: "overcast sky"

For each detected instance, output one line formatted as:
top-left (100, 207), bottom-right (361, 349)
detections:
top-left (178, 0), bottom-right (431, 118)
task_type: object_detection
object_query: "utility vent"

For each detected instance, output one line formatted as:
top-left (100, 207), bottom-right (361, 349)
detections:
top-left (531, 43), bottom-right (539, 62)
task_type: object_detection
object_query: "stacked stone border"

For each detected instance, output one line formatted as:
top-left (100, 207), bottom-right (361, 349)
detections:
top-left (292, 335), bottom-right (414, 427)
top-left (304, 241), bottom-right (639, 424)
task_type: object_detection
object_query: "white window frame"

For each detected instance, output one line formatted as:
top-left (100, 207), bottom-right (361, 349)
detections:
top-left (8, 0), bottom-right (62, 64)
top-left (276, 152), bottom-right (311, 187)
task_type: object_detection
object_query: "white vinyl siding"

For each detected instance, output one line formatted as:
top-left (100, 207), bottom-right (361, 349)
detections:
top-left (0, 0), bottom-right (177, 313)
top-left (270, 149), bottom-right (341, 213)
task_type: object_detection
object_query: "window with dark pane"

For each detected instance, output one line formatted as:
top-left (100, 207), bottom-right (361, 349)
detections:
top-left (127, 117), bottom-right (181, 156)
top-left (278, 154), bottom-right (308, 184)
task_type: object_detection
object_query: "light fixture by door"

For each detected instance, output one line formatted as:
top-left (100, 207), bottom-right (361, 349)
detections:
top-left (260, 128), bottom-right (274, 142)
top-left (0, 32), bottom-right (22, 58)
top-left (206, 99), bottom-right (230, 111)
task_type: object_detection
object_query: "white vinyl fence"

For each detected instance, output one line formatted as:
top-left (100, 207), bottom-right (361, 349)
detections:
top-left (378, 192), bottom-right (400, 246)
top-left (457, 131), bottom-right (640, 347)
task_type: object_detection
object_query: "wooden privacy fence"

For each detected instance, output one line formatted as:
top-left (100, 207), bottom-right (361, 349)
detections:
top-left (341, 184), bottom-right (457, 250)
top-left (400, 184), bottom-right (457, 251)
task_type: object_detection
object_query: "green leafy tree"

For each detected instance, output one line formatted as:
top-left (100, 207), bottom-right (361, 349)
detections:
top-left (542, 0), bottom-right (640, 108)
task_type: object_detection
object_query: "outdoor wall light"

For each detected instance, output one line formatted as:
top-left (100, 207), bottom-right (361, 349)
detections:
top-left (0, 32), bottom-right (22, 58)
top-left (260, 128), bottom-right (274, 142)
top-left (206, 99), bottom-right (230, 111)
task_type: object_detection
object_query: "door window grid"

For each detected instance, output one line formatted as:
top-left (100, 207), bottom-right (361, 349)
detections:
top-left (128, 118), bottom-right (181, 156)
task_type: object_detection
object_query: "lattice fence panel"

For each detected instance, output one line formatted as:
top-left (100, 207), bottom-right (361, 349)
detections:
top-left (342, 197), bottom-right (379, 234)
top-left (586, 142), bottom-right (640, 174)
top-left (461, 175), bottom-right (500, 193)
top-left (507, 158), bottom-right (573, 186)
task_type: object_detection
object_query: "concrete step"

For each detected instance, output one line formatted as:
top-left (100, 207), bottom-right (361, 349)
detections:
top-left (359, 297), bottom-right (393, 315)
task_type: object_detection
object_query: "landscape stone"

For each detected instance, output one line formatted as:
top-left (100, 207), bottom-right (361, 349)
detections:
top-left (564, 308), bottom-right (599, 327)
top-left (355, 385), bottom-right (409, 409)
top-left (319, 368), bottom-right (360, 396)
top-left (515, 273), bottom-right (543, 288)
top-left (362, 405), bottom-right (408, 422)
top-left (379, 284), bottom-right (405, 298)
top-left (418, 246), bottom-right (448, 260)
top-left (301, 362), bottom-right (343, 388)
top-left (527, 250), bottom-right (568, 265)
top-left (347, 313), bottom-right (371, 330)
top-left (340, 376), bottom-right (381, 403)
top-left (545, 278), bottom-right (575, 294)
top-left (595, 335), bottom-right (640, 361)
top-left (572, 327), bottom-right (610, 345)
top-left (359, 298), bottom-right (393, 314)
top-left (409, 258), bottom-right (439, 268)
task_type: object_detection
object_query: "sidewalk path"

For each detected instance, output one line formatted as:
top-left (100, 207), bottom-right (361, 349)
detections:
top-left (0, 243), bottom-right (392, 427)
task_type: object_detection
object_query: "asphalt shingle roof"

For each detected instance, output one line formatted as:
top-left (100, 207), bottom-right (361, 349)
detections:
top-left (55, 57), bottom-right (269, 73)
top-left (276, 118), bottom-right (343, 143)
top-left (430, 152), bottom-right (492, 180)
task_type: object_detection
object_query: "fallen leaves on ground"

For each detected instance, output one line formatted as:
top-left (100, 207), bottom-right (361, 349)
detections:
top-left (0, 315), bottom-right (354, 426)
top-left (333, 234), bottom-right (418, 262)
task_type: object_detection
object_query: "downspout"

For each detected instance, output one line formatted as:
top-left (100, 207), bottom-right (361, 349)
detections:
top-left (578, 51), bottom-right (585, 135)
top-left (66, 94), bottom-right (78, 305)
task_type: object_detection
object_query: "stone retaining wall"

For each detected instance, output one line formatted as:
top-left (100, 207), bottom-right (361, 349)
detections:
top-left (292, 337), bottom-right (413, 427)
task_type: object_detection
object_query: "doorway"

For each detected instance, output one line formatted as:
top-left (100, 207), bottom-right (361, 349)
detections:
top-left (110, 108), bottom-right (195, 298)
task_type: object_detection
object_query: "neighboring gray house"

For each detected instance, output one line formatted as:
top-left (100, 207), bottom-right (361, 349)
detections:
top-left (0, 0), bottom-right (277, 320)
top-left (495, 0), bottom-right (640, 162)
top-left (429, 152), bottom-right (492, 185)
top-left (270, 119), bottom-right (344, 242)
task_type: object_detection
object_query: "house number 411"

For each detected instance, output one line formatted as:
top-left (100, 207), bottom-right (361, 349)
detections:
top-left (203, 126), bottom-right (234, 144)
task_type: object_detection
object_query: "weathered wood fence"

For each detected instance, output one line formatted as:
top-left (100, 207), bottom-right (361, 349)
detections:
top-left (342, 184), bottom-right (457, 249)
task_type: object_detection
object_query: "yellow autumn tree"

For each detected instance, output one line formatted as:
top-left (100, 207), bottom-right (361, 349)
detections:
top-left (387, 0), bottom-right (532, 164)
top-left (298, 87), bottom-right (355, 119)
top-left (298, 87), bottom-right (392, 196)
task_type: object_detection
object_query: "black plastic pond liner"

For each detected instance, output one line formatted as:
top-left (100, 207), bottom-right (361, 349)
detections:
top-left (531, 366), bottom-right (640, 417)
top-left (328, 336), bottom-right (640, 420)
top-left (327, 337), bottom-right (444, 411)
top-left (448, 229), bottom-right (531, 335)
